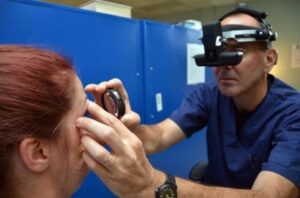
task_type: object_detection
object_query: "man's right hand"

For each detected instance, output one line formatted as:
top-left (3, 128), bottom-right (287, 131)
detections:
top-left (84, 78), bottom-right (141, 131)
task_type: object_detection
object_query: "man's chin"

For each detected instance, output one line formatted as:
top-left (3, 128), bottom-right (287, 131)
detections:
top-left (219, 87), bottom-right (239, 97)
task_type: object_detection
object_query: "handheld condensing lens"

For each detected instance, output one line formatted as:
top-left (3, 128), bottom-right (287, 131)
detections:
top-left (101, 88), bottom-right (126, 119)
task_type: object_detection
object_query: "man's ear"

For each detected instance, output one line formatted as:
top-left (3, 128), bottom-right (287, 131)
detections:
top-left (19, 137), bottom-right (50, 172)
top-left (264, 49), bottom-right (278, 73)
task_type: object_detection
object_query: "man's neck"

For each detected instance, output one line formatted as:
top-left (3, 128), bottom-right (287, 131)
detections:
top-left (233, 77), bottom-right (269, 113)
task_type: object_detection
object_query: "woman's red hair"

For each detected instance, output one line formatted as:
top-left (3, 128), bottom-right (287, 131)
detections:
top-left (0, 45), bottom-right (75, 195)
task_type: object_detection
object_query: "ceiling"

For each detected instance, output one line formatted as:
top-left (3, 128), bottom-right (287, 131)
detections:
top-left (44, 0), bottom-right (256, 20)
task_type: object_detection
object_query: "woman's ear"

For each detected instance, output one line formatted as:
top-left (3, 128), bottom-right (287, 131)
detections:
top-left (264, 49), bottom-right (278, 73)
top-left (19, 137), bottom-right (50, 172)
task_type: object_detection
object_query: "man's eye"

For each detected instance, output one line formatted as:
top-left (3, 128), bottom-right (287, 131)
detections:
top-left (225, 46), bottom-right (246, 53)
top-left (234, 48), bottom-right (246, 53)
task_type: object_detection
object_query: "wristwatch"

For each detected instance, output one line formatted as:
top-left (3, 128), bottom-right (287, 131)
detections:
top-left (155, 173), bottom-right (177, 198)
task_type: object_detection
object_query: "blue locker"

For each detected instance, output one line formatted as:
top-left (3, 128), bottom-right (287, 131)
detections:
top-left (0, 0), bottom-right (212, 197)
top-left (0, 0), bottom-right (144, 117)
top-left (1, 0), bottom-right (142, 197)
top-left (142, 20), bottom-right (210, 178)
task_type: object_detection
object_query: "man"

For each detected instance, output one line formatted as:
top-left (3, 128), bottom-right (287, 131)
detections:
top-left (77, 5), bottom-right (300, 198)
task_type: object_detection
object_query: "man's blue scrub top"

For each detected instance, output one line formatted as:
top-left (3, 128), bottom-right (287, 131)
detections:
top-left (170, 75), bottom-right (300, 188)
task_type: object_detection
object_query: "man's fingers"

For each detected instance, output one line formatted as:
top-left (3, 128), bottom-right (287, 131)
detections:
top-left (120, 113), bottom-right (141, 130)
top-left (104, 78), bottom-right (132, 111)
top-left (81, 135), bottom-right (112, 166)
top-left (84, 84), bottom-right (98, 92)
top-left (82, 152), bottom-right (111, 175)
top-left (76, 116), bottom-right (126, 155)
top-left (85, 82), bottom-right (107, 105)
top-left (86, 79), bottom-right (133, 114)
top-left (86, 101), bottom-right (134, 139)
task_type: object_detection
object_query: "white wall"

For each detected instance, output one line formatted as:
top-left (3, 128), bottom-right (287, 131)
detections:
top-left (156, 0), bottom-right (300, 89)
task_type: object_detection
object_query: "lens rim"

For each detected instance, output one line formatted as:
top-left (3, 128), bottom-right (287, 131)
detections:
top-left (101, 88), bottom-right (126, 118)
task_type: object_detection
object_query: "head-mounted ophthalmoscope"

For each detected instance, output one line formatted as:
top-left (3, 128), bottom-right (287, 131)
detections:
top-left (194, 4), bottom-right (278, 67)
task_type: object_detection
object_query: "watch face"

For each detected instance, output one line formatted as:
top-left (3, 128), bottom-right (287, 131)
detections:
top-left (157, 184), bottom-right (177, 198)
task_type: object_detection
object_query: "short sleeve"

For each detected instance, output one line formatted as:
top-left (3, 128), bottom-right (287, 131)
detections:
top-left (169, 83), bottom-right (216, 137)
top-left (262, 111), bottom-right (300, 187)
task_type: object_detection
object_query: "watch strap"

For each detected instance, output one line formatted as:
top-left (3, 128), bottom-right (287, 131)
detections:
top-left (165, 173), bottom-right (177, 187)
top-left (155, 173), bottom-right (177, 198)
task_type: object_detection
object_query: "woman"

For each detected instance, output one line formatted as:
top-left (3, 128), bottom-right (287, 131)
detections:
top-left (0, 45), bottom-right (88, 198)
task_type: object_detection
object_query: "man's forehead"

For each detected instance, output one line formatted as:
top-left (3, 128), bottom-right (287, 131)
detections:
top-left (221, 14), bottom-right (261, 28)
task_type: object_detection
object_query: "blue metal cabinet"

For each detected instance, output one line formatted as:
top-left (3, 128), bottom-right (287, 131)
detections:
top-left (1, 1), bottom-right (142, 197)
top-left (0, 0), bottom-right (211, 197)
top-left (142, 20), bottom-right (210, 178)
